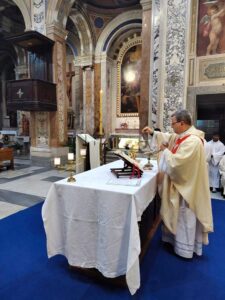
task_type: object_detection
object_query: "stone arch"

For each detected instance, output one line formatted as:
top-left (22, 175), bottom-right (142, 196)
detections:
top-left (11, 0), bottom-right (31, 30)
top-left (69, 13), bottom-right (93, 57)
top-left (46, 0), bottom-right (75, 29)
top-left (95, 10), bottom-right (142, 58)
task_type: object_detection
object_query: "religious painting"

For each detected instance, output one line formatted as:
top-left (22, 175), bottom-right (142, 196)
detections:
top-left (117, 44), bottom-right (142, 117)
top-left (197, 0), bottom-right (225, 56)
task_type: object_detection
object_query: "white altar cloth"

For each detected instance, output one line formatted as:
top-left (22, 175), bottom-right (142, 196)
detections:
top-left (42, 159), bottom-right (158, 295)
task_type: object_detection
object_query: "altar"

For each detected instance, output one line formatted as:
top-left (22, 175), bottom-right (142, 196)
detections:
top-left (42, 159), bottom-right (159, 295)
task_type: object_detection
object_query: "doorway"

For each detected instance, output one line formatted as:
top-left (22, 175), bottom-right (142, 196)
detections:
top-left (196, 94), bottom-right (225, 143)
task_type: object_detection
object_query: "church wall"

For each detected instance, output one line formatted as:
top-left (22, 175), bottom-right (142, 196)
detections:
top-left (186, 0), bottom-right (225, 125)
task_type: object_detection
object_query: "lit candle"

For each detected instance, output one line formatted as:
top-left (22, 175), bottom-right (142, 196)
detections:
top-left (54, 157), bottom-right (61, 166)
top-left (99, 89), bottom-right (103, 135)
top-left (80, 149), bottom-right (87, 157)
top-left (68, 153), bottom-right (74, 161)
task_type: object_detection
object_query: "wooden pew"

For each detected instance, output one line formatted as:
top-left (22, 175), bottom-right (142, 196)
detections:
top-left (0, 148), bottom-right (14, 170)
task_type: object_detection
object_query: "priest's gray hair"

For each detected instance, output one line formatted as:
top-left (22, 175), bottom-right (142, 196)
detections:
top-left (171, 109), bottom-right (192, 125)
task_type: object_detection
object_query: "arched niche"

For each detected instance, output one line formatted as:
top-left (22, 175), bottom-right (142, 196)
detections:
top-left (116, 36), bottom-right (142, 117)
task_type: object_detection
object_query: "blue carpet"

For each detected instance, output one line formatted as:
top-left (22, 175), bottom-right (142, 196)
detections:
top-left (0, 200), bottom-right (224, 300)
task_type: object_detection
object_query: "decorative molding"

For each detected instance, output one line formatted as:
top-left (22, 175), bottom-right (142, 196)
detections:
top-left (188, 58), bottom-right (195, 86)
top-left (198, 55), bottom-right (225, 84)
top-left (33, 0), bottom-right (44, 9)
top-left (140, 0), bottom-right (152, 11)
top-left (189, 0), bottom-right (198, 55)
top-left (74, 55), bottom-right (93, 67)
top-left (46, 24), bottom-right (68, 41)
top-left (95, 10), bottom-right (142, 57)
top-left (31, 0), bottom-right (46, 34)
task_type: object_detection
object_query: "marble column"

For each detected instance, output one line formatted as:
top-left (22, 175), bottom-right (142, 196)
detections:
top-left (74, 65), bottom-right (83, 131)
top-left (0, 73), bottom-right (8, 128)
top-left (82, 66), bottom-right (94, 135)
top-left (140, 0), bottom-right (152, 131)
top-left (100, 54), bottom-right (112, 136)
top-left (94, 63), bottom-right (101, 135)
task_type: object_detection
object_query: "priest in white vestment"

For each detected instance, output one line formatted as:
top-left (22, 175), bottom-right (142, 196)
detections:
top-left (207, 134), bottom-right (225, 192)
top-left (142, 109), bottom-right (213, 259)
top-left (219, 154), bottom-right (225, 197)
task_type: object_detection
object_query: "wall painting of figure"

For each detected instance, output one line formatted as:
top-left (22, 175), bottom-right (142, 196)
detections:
top-left (197, 0), bottom-right (225, 56)
top-left (117, 44), bottom-right (142, 117)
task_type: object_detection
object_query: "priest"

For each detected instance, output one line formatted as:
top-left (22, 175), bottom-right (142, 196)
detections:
top-left (142, 109), bottom-right (213, 259)
top-left (207, 133), bottom-right (225, 193)
top-left (219, 154), bottom-right (225, 197)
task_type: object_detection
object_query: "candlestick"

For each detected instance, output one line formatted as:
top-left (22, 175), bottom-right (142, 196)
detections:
top-left (99, 89), bottom-right (103, 135)
top-left (68, 153), bottom-right (74, 161)
top-left (80, 149), bottom-right (87, 157)
top-left (54, 157), bottom-right (61, 166)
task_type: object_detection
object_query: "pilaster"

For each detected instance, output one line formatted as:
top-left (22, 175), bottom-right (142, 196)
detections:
top-left (159, 0), bottom-right (190, 131)
top-left (83, 66), bottom-right (94, 135)
top-left (139, 0), bottom-right (152, 130)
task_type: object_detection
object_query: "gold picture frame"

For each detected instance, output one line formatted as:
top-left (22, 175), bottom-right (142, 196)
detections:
top-left (117, 38), bottom-right (142, 117)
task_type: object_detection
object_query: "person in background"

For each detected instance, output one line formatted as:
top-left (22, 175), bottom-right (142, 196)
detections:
top-left (0, 134), bottom-right (3, 148)
top-left (219, 153), bottom-right (225, 198)
top-left (142, 109), bottom-right (213, 259)
top-left (207, 133), bottom-right (225, 193)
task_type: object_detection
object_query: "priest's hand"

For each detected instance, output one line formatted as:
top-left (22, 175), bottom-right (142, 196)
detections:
top-left (160, 142), bottom-right (169, 151)
top-left (142, 126), bottom-right (154, 135)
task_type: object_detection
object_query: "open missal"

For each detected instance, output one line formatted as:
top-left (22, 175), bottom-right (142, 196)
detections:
top-left (111, 150), bottom-right (143, 178)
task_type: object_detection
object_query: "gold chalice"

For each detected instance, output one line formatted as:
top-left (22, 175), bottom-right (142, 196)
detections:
top-left (143, 149), bottom-right (160, 170)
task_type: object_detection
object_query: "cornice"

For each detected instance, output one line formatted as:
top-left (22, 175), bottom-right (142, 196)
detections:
top-left (140, 0), bottom-right (152, 11)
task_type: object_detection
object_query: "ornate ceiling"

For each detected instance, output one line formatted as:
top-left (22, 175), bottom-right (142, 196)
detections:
top-left (81, 0), bottom-right (140, 9)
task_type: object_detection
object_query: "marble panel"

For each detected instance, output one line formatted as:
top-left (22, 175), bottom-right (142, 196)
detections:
top-left (163, 0), bottom-right (189, 130)
top-left (151, 0), bottom-right (160, 126)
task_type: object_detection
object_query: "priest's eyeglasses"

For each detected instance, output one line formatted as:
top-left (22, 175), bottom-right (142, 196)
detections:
top-left (171, 121), bottom-right (180, 126)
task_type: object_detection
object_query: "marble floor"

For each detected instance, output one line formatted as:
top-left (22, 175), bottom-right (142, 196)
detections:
top-left (0, 158), bottom-right (223, 219)
top-left (0, 158), bottom-right (68, 219)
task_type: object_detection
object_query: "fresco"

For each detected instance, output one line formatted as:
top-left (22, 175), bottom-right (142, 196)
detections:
top-left (197, 0), bottom-right (225, 56)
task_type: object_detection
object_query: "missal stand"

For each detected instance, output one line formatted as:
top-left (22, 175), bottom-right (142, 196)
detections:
top-left (111, 150), bottom-right (143, 178)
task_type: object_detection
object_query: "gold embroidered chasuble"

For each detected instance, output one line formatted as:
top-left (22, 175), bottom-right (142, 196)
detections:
top-left (154, 127), bottom-right (213, 244)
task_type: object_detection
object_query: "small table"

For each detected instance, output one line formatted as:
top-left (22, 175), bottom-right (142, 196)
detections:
top-left (42, 159), bottom-right (159, 295)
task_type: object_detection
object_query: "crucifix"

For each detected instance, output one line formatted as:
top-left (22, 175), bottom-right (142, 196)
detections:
top-left (16, 88), bottom-right (24, 99)
top-left (66, 63), bottom-right (75, 107)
